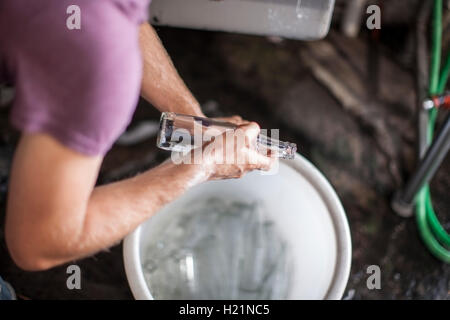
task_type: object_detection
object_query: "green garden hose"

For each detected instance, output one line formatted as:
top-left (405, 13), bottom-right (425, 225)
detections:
top-left (415, 0), bottom-right (450, 263)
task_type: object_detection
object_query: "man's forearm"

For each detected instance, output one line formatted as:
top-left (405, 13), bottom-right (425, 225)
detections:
top-left (7, 155), bottom-right (207, 270)
top-left (54, 162), bottom-right (207, 266)
top-left (139, 23), bottom-right (204, 117)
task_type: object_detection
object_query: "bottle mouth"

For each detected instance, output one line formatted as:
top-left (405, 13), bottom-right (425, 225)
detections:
top-left (257, 135), bottom-right (297, 160)
top-left (286, 143), bottom-right (297, 160)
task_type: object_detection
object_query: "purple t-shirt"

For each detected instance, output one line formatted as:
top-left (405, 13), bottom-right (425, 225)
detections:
top-left (0, 0), bottom-right (151, 155)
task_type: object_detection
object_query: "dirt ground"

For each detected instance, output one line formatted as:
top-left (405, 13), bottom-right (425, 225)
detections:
top-left (0, 19), bottom-right (449, 299)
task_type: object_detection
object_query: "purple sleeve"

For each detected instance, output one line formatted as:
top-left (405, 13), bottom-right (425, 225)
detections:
top-left (5, 0), bottom-right (150, 155)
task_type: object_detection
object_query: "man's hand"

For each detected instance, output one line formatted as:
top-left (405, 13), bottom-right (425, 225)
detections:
top-left (206, 122), bottom-right (274, 180)
top-left (178, 116), bottom-right (274, 180)
top-left (199, 118), bottom-right (275, 180)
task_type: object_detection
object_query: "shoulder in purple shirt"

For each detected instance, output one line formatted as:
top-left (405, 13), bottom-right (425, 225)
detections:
top-left (0, 0), bottom-right (151, 155)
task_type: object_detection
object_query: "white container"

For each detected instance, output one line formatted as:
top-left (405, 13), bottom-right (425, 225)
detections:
top-left (149, 0), bottom-right (335, 41)
top-left (123, 154), bottom-right (351, 299)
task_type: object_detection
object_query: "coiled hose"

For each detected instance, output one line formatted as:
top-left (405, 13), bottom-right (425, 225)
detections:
top-left (416, 0), bottom-right (450, 263)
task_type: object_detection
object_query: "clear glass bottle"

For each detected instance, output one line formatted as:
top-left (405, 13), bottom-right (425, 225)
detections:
top-left (157, 112), bottom-right (297, 160)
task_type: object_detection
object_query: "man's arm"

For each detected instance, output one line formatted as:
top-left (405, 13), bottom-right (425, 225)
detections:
top-left (5, 133), bottom-right (207, 270)
top-left (139, 23), bottom-right (204, 117)
top-left (5, 123), bottom-right (271, 271)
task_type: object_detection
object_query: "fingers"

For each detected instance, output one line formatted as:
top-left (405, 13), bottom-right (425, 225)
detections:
top-left (245, 149), bottom-right (275, 171)
top-left (201, 119), bottom-right (276, 180)
top-left (240, 122), bottom-right (260, 148)
top-left (239, 123), bottom-right (274, 172)
top-left (229, 115), bottom-right (244, 125)
top-left (214, 115), bottom-right (248, 126)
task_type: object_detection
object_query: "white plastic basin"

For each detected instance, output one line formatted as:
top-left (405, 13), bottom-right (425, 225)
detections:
top-left (149, 0), bottom-right (335, 40)
top-left (123, 154), bottom-right (351, 299)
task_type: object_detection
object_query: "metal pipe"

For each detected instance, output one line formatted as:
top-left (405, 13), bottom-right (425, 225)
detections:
top-left (393, 114), bottom-right (450, 216)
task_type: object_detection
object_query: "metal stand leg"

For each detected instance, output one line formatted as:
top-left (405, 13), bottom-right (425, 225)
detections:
top-left (392, 113), bottom-right (450, 217)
